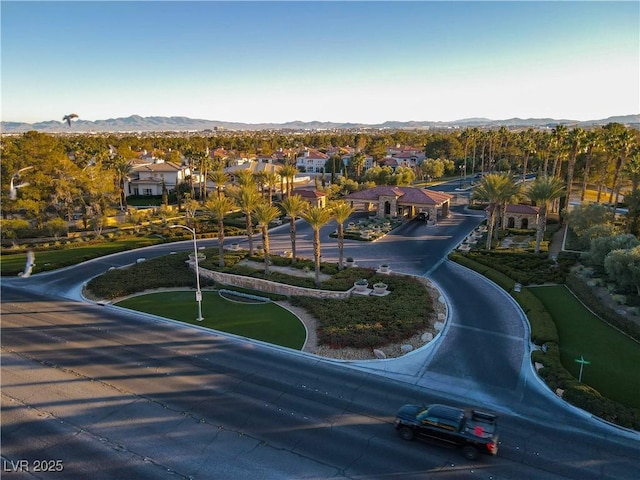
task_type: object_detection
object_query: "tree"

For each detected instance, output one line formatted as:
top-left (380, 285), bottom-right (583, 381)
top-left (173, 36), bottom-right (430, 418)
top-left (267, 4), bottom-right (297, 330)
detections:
top-left (550, 124), bottom-right (568, 178)
top-left (183, 195), bottom-right (200, 228)
top-left (350, 152), bottom-right (367, 179)
top-left (604, 123), bottom-right (636, 213)
top-left (279, 194), bottom-right (307, 263)
top-left (278, 164), bottom-right (298, 197)
top-left (300, 206), bottom-right (334, 287)
top-left (252, 203), bottom-right (281, 275)
top-left (624, 188), bottom-right (640, 237)
top-left (526, 176), bottom-right (565, 253)
top-left (588, 233), bottom-right (640, 271)
top-left (517, 129), bottom-right (536, 183)
top-left (111, 155), bottom-right (131, 211)
top-left (563, 127), bottom-right (585, 212)
top-left (580, 130), bottom-right (602, 202)
top-left (209, 168), bottom-right (229, 198)
top-left (604, 246), bottom-right (640, 295)
top-left (235, 169), bottom-right (255, 188)
top-left (472, 173), bottom-right (517, 249)
top-left (230, 185), bottom-right (261, 255)
top-left (204, 194), bottom-right (236, 267)
top-left (263, 171), bottom-right (280, 205)
top-left (330, 201), bottom-right (355, 270)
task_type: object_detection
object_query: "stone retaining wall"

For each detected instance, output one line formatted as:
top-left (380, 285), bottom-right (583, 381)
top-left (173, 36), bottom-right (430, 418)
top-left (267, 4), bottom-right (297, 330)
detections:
top-left (198, 267), bottom-right (351, 299)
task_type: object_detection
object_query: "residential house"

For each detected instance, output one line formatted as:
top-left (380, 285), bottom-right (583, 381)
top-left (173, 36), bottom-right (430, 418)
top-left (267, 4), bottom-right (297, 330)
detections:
top-left (291, 187), bottom-right (327, 208)
top-left (125, 160), bottom-right (190, 196)
top-left (296, 148), bottom-right (329, 173)
top-left (345, 185), bottom-right (452, 222)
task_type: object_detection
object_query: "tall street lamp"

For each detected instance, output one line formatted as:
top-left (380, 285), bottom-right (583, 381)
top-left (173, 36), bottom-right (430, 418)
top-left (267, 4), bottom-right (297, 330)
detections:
top-left (169, 224), bottom-right (204, 322)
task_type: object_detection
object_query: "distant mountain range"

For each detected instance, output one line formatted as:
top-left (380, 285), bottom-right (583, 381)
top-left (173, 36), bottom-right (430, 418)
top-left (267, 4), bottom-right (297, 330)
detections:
top-left (2, 114), bottom-right (638, 134)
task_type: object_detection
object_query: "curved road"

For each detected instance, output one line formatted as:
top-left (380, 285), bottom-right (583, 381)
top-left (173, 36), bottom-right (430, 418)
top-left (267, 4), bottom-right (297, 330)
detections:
top-left (2, 205), bottom-right (638, 479)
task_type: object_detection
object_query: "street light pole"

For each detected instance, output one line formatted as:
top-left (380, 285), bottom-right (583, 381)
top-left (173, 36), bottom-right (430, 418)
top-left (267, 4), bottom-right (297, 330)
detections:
top-left (170, 224), bottom-right (204, 322)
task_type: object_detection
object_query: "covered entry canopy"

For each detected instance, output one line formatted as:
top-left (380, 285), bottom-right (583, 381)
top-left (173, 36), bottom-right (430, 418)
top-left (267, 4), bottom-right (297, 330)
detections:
top-left (345, 185), bottom-right (453, 222)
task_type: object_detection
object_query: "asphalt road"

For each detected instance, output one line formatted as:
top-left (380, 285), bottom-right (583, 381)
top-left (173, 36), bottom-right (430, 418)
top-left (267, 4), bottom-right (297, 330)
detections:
top-left (2, 202), bottom-right (639, 479)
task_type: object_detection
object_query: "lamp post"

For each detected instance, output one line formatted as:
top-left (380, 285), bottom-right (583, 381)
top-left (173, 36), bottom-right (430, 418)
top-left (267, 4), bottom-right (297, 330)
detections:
top-left (169, 224), bottom-right (203, 322)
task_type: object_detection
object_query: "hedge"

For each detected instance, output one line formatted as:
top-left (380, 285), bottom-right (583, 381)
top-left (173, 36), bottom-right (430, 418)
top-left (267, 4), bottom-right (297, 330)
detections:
top-left (450, 252), bottom-right (640, 431)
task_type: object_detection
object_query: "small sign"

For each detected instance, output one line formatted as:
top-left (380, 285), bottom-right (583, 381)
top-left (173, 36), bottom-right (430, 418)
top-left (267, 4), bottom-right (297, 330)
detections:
top-left (195, 291), bottom-right (202, 302)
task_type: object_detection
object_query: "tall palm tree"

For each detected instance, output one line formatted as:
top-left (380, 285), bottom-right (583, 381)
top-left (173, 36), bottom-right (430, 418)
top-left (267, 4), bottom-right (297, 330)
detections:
top-left (526, 176), bottom-right (565, 253)
top-left (252, 202), bottom-right (281, 275)
top-left (229, 184), bottom-right (261, 255)
top-left (278, 164), bottom-right (298, 197)
top-left (279, 194), bottom-right (307, 264)
top-left (301, 206), bottom-right (334, 287)
top-left (518, 129), bottom-right (536, 183)
top-left (551, 124), bottom-right (568, 179)
top-left (472, 173), bottom-right (513, 249)
top-left (204, 194), bottom-right (236, 267)
top-left (580, 130), bottom-right (602, 201)
top-left (605, 124), bottom-right (636, 213)
top-left (208, 168), bottom-right (229, 198)
top-left (111, 155), bottom-right (131, 211)
top-left (235, 169), bottom-right (255, 188)
top-left (330, 201), bottom-right (355, 270)
top-left (498, 178), bottom-right (523, 236)
top-left (563, 127), bottom-right (585, 213)
top-left (263, 170), bottom-right (280, 205)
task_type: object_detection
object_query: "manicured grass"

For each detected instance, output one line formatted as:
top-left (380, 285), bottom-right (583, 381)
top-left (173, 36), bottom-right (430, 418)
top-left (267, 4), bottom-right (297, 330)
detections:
top-left (115, 291), bottom-right (306, 350)
top-left (0, 237), bottom-right (165, 275)
top-left (530, 285), bottom-right (640, 408)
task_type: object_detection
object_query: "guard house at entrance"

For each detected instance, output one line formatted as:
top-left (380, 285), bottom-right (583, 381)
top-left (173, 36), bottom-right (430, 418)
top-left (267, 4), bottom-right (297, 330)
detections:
top-left (344, 186), bottom-right (453, 223)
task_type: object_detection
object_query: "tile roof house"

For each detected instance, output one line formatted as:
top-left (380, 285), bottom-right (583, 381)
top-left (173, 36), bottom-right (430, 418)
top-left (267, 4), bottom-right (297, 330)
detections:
top-left (296, 149), bottom-right (329, 173)
top-left (125, 161), bottom-right (189, 196)
top-left (345, 185), bottom-right (452, 221)
top-left (487, 204), bottom-right (539, 229)
top-left (291, 187), bottom-right (327, 208)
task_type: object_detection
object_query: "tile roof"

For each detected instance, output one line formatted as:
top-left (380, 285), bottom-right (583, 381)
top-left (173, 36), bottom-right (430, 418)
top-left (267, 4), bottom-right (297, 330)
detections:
top-left (345, 186), bottom-right (452, 205)
top-left (486, 204), bottom-right (539, 214)
top-left (292, 188), bottom-right (327, 198)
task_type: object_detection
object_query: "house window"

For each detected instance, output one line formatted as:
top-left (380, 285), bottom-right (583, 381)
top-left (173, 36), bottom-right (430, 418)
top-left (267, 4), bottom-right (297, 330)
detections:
top-left (143, 188), bottom-right (153, 196)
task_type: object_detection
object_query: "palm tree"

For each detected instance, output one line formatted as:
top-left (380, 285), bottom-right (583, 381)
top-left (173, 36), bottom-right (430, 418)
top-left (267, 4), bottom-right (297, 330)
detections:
top-left (526, 176), bottom-right (565, 253)
top-left (208, 168), bottom-right (229, 198)
top-left (518, 129), bottom-right (536, 183)
top-left (229, 185), bottom-right (261, 255)
top-left (235, 169), bottom-right (255, 188)
top-left (263, 170), bottom-right (280, 205)
top-left (204, 194), bottom-right (236, 267)
top-left (472, 173), bottom-right (513, 249)
top-left (278, 164), bottom-right (298, 197)
top-left (330, 201), bottom-right (355, 270)
top-left (551, 124), bottom-right (568, 179)
top-left (111, 155), bottom-right (131, 211)
top-left (498, 178), bottom-right (523, 236)
top-left (563, 127), bottom-right (585, 213)
top-left (279, 194), bottom-right (307, 264)
top-left (605, 124), bottom-right (636, 213)
top-left (580, 130), bottom-right (602, 201)
top-left (252, 202), bottom-right (281, 275)
top-left (301, 206), bottom-right (334, 287)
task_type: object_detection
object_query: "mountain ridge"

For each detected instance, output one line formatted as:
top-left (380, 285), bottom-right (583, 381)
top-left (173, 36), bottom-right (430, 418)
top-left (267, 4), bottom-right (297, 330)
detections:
top-left (2, 114), bottom-right (638, 134)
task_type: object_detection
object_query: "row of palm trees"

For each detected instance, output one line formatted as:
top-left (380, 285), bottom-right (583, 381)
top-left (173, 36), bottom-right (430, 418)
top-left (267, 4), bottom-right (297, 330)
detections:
top-left (202, 174), bottom-right (355, 287)
top-left (473, 173), bottom-right (565, 253)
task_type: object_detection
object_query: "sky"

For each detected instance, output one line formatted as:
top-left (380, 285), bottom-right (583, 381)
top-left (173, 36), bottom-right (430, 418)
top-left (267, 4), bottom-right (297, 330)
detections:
top-left (1, 1), bottom-right (638, 124)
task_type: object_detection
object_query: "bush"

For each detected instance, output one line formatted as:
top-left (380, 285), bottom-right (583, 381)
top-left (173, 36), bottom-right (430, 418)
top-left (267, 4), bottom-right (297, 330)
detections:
top-left (86, 253), bottom-right (216, 299)
top-left (450, 251), bottom-right (639, 429)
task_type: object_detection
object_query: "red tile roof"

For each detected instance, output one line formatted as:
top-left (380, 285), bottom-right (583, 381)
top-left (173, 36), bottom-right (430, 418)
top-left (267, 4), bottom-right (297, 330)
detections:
top-left (345, 186), bottom-right (452, 205)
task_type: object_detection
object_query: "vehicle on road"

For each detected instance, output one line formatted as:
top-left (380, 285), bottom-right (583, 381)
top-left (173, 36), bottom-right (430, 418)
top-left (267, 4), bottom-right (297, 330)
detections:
top-left (394, 403), bottom-right (498, 460)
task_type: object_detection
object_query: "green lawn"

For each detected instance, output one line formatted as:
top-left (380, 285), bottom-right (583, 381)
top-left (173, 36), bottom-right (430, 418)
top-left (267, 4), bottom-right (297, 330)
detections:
top-left (530, 285), bottom-right (640, 408)
top-left (0, 237), bottom-right (165, 275)
top-left (115, 291), bottom-right (306, 350)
